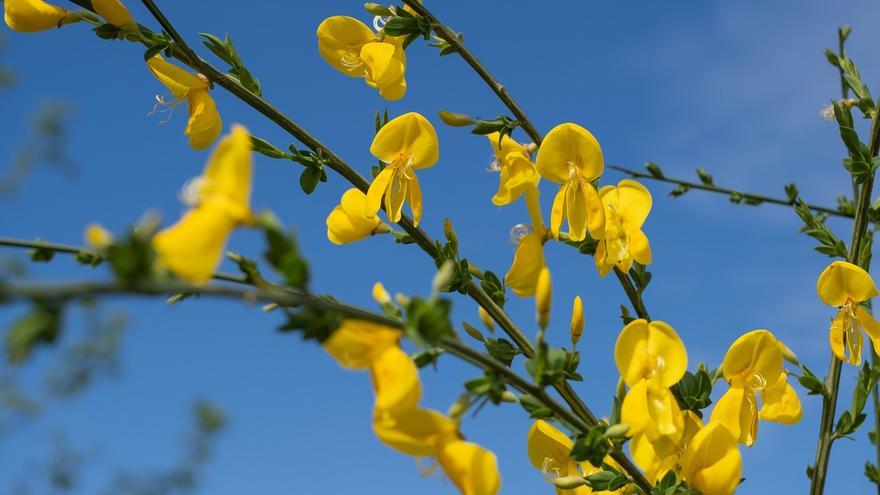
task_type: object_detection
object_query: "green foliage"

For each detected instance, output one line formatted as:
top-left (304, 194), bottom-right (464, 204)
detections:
top-left (794, 199), bottom-right (848, 258)
top-left (651, 471), bottom-right (699, 495)
top-left (645, 161), bottom-right (665, 178)
top-left (669, 184), bottom-right (690, 198)
top-left (382, 7), bottom-right (431, 38)
top-left (695, 167), bottom-right (714, 186)
top-left (484, 337), bottom-right (517, 367)
top-left (428, 32), bottom-right (462, 56)
top-left (835, 361), bottom-right (880, 439)
top-left (412, 347), bottom-right (443, 368)
top-left (6, 300), bottom-right (62, 363)
top-left (105, 230), bottom-right (155, 283)
top-left (525, 344), bottom-right (582, 386)
top-left (263, 227), bottom-right (309, 290)
top-left (470, 115), bottom-right (520, 147)
top-left (464, 371), bottom-right (507, 404)
top-left (797, 364), bottom-right (826, 396)
top-left (29, 244), bottom-right (54, 262)
top-left (570, 424), bottom-right (611, 467)
top-left (629, 263), bottom-right (652, 293)
top-left (584, 466), bottom-right (629, 492)
top-left (518, 394), bottom-right (554, 419)
top-left (279, 301), bottom-right (343, 343)
top-left (200, 33), bottom-right (262, 95)
top-left (480, 270), bottom-right (506, 308)
top-left (672, 368), bottom-right (713, 414)
top-left (404, 296), bottom-right (455, 346)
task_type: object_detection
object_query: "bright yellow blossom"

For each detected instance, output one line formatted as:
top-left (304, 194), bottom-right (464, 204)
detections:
top-left (535, 123), bottom-right (605, 242)
top-left (84, 222), bottom-right (114, 249)
top-left (621, 377), bottom-right (684, 457)
top-left (92, 0), bottom-right (134, 28)
top-left (437, 439), bottom-right (501, 495)
top-left (373, 406), bottom-right (458, 456)
top-left (526, 420), bottom-right (585, 494)
top-left (570, 296), bottom-right (584, 347)
top-left (4, 0), bottom-right (75, 32)
top-left (152, 125), bottom-right (252, 284)
top-left (486, 132), bottom-right (539, 206)
top-left (681, 422), bottom-right (742, 495)
top-left (323, 319), bottom-right (401, 369)
top-left (327, 188), bottom-right (384, 244)
top-left (595, 180), bottom-right (652, 277)
top-left (614, 319), bottom-right (687, 388)
top-left (370, 345), bottom-right (422, 416)
top-left (366, 112), bottom-right (438, 226)
top-left (147, 55), bottom-right (222, 149)
top-left (504, 232), bottom-right (546, 297)
top-left (316, 16), bottom-right (407, 100)
top-left (817, 260), bottom-right (880, 365)
top-left (710, 330), bottom-right (801, 446)
top-left (536, 266), bottom-right (552, 329)
top-left (630, 410), bottom-right (703, 483)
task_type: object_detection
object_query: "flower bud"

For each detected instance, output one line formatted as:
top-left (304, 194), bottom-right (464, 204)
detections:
top-left (438, 110), bottom-right (476, 127)
top-left (372, 282), bottom-right (392, 305)
top-left (478, 306), bottom-right (495, 331)
top-left (553, 476), bottom-right (587, 489)
top-left (84, 223), bottom-right (114, 249)
top-left (433, 259), bottom-right (456, 294)
top-left (604, 423), bottom-right (630, 439)
top-left (364, 2), bottom-right (393, 16)
top-left (570, 296), bottom-right (584, 346)
top-left (778, 340), bottom-right (799, 365)
top-left (536, 267), bottom-right (552, 329)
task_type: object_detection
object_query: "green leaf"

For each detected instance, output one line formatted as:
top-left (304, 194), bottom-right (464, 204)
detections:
top-left (518, 394), bottom-right (554, 419)
top-left (263, 227), bottom-right (309, 290)
top-left (299, 166), bottom-right (323, 195)
top-left (6, 301), bottom-right (62, 363)
top-left (404, 297), bottom-right (454, 347)
top-left (30, 246), bottom-right (54, 263)
top-left (480, 271), bottom-right (506, 308)
top-left (251, 135), bottom-right (289, 159)
top-left (484, 337), bottom-right (517, 367)
top-left (695, 167), bottom-right (714, 186)
top-left (645, 162), bottom-right (665, 178)
top-left (570, 425), bottom-right (611, 467)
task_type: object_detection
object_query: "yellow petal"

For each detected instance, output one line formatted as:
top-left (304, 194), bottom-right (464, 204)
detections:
top-left (857, 306), bottom-right (880, 359)
top-left (366, 166), bottom-right (395, 218)
top-left (323, 319), bottom-right (400, 369)
top-left (147, 55), bottom-right (209, 98)
top-left (550, 185), bottom-right (566, 240)
top-left (621, 379), bottom-right (651, 436)
top-left (526, 419), bottom-right (574, 473)
top-left (535, 123), bottom-right (603, 183)
top-left (830, 309), bottom-right (862, 365)
top-left (709, 385), bottom-right (758, 446)
top-left (536, 267), bottom-right (552, 318)
top-left (566, 182), bottom-right (587, 242)
top-left (594, 239), bottom-right (615, 278)
top-left (487, 133), bottom-right (538, 206)
top-left (612, 179), bottom-right (652, 229)
top-left (758, 374), bottom-right (802, 424)
top-left (4, 0), bottom-right (68, 33)
top-left (361, 41), bottom-right (406, 101)
top-left (437, 440), bottom-right (501, 495)
top-left (384, 168), bottom-right (408, 223)
top-left (504, 232), bottom-right (545, 297)
top-left (570, 296), bottom-right (584, 345)
top-left (583, 182), bottom-right (606, 239)
top-left (370, 345), bottom-right (421, 416)
top-left (198, 124), bottom-right (251, 221)
top-left (621, 379), bottom-right (683, 450)
top-left (407, 173), bottom-right (423, 227)
top-left (373, 407), bottom-right (458, 456)
top-left (92, 0), bottom-right (134, 27)
top-left (817, 260), bottom-right (879, 306)
top-left (629, 228), bottom-right (652, 265)
top-left (682, 422), bottom-right (742, 495)
top-left (327, 188), bottom-right (381, 245)
top-left (370, 112), bottom-right (439, 169)
top-left (614, 319), bottom-right (687, 387)
top-left (152, 205), bottom-right (235, 285)
top-left (720, 329), bottom-right (784, 385)
top-left (185, 89), bottom-right (223, 150)
top-left (316, 16), bottom-right (376, 77)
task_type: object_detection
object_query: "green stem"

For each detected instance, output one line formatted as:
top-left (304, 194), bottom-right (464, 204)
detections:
top-left (810, 98), bottom-right (880, 495)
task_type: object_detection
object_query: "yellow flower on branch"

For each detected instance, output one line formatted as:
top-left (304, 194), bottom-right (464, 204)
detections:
top-left (817, 260), bottom-right (880, 365)
top-left (373, 406), bottom-right (458, 456)
top-left (437, 439), bottom-right (501, 495)
top-left (486, 132), bottom-right (539, 206)
top-left (4, 0), bottom-right (76, 32)
top-left (326, 188), bottom-right (385, 244)
top-left (370, 345), bottom-right (422, 416)
top-left (535, 123), bottom-right (605, 242)
top-left (595, 180), bottom-right (652, 277)
top-left (710, 330), bottom-right (801, 446)
top-left (92, 0), bottom-right (134, 29)
top-left (681, 422), bottom-right (742, 495)
top-left (152, 125), bottom-right (252, 284)
top-left (366, 112), bottom-right (438, 226)
top-left (504, 231), bottom-right (546, 297)
top-left (621, 377), bottom-right (684, 458)
top-left (570, 296), bottom-right (584, 347)
top-left (316, 15), bottom-right (407, 100)
top-left (630, 410), bottom-right (703, 483)
top-left (526, 420), bottom-right (584, 493)
top-left (147, 55), bottom-right (222, 149)
top-left (614, 319), bottom-right (687, 388)
top-left (323, 319), bottom-right (401, 369)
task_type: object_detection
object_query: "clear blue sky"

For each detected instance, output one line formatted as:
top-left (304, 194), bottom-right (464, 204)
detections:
top-left (2, 0), bottom-right (880, 493)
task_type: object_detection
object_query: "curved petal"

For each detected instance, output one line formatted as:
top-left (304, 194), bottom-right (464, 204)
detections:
top-left (829, 309), bottom-right (862, 365)
top-left (759, 374), bottom-right (802, 424)
top-left (615, 319), bottom-right (687, 387)
top-left (629, 229), bottom-right (652, 265)
top-left (199, 124), bottom-right (251, 220)
top-left (384, 169), bottom-right (408, 223)
top-left (567, 183), bottom-right (587, 242)
top-left (147, 55), bottom-right (209, 98)
top-left (817, 260), bottom-right (879, 306)
top-left (682, 422), bottom-right (742, 495)
top-left (616, 179), bottom-right (652, 229)
top-left (407, 173), bottom-right (422, 227)
top-left (323, 319), bottom-right (400, 369)
top-left (373, 407), bottom-right (458, 456)
top-left (92, 0), bottom-right (134, 27)
top-left (185, 89), bottom-right (223, 150)
top-left (327, 206), bottom-right (364, 245)
top-left (152, 205), bottom-right (235, 285)
top-left (857, 306), bottom-right (880, 360)
top-left (526, 419), bottom-right (574, 473)
top-left (504, 232), bottom-right (545, 297)
top-left (720, 329), bottom-right (783, 385)
top-left (550, 185), bottom-right (566, 240)
top-left (370, 345), bottom-right (421, 416)
top-left (370, 112), bottom-right (439, 169)
top-left (620, 379), bottom-right (650, 436)
top-left (535, 123), bottom-right (604, 183)
top-left (316, 15), bottom-right (375, 76)
top-left (366, 166), bottom-right (395, 217)
top-left (594, 239), bottom-right (615, 277)
top-left (4, 0), bottom-right (68, 32)
top-left (709, 385), bottom-right (758, 446)
top-left (583, 182), bottom-right (606, 239)
top-left (437, 440), bottom-right (501, 495)
top-left (361, 42), bottom-right (403, 87)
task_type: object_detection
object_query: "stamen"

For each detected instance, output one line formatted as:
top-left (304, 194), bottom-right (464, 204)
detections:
top-left (339, 51), bottom-right (365, 70)
top-left (179, 176), bottom-right (206, 207)
top-left (373, 15), bottom-right (391, 31)
top-left (509, 224), bottom-right (531, 243)
top-left (541, 457), bottom-right (560, 482)
top-left (486, 157), bottom-right (502, 172)
top-left (566, 161), bottom-right (579, 181)
top-left (147, 93), bottom-right (185, 125)
top-left (416, 456), bottom-right (439, 477)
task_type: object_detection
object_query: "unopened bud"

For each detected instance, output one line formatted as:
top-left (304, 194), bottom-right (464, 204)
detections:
top-left (447, 399), bottom-right (468, 420)
top-left (372, 282), bottom-right (392, 305)
top-left (84, 223), bottom-right (114, 249)
top-left (536, 267), bottom-right (552, 329)
top-left (779, 340), bottom-right (799, 365)
top-left (463, 322), bottom-right (485, 342)
top-left (373, 222), bottom-right (393, 235)
top-left (432, 259), bottom-right (456, 294)
top-left (500, 390), bottom-right (518, 402)
top-left (395, 292), bottom-right (410, 307)
top-left (479, 307), bottom-right (495, 331)
top-left (443, 218), bottom-right (458, 246)
top-left (262, 303), bottom-right (279, 312)
top-left (570, 296), bottom-right (584, 346)
top-left (604, 423), bottom-right (630, 439)
top-left (364, 2), bottom-right (393, 16)
top-left (438, 110), bottom-right (476, 127)
top-left (553, 476), bottom-right (587, 490)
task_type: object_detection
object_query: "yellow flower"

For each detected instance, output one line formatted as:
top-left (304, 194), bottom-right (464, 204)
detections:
top-left (710, 329), bottom-right (801, 446)
top-left (372, 282), bottom-right (392, 305)
top-left (486, 132), bottom-right (539, 206)
top-left (681, 422), bottom-right (742, 495)
top-left (437, 439), bottom-right (501, 495)
top-left (323, 319), bottom-right (401, 369)
top-left (630, 410), bottom-right (703, 483)
top-left (147, 55), bottom-right (222, 149)
top-left (570, 296), bottom-right (584, 347)
top-left (373, 406), bottom-right (458, 456)
top-left (817, 260), bottom-right (880, 365)
top-left (316, 16), bottom-right (407, 100)
top-left (535, 123), bottom-right (605, 242)
top-left (614, 319), bottom-right (687, 388)
top-left (152, 125), bottom-right (252, 284)
top-left (621, 377), bottom-right (684, 457)
top-left (84, 222), bottom-right (114, 249)
top-left (504, 232), bottom-right (546, 297)
top-left (366, 112), bottom-right (438, 226)
top-left (4, 0), bottom-right (73, 32)
top-left (92, 0), bottom-right (134, 28)
top-left (536, 266), bottom-right (552, 329)
top-left (370, 345), bottom-right (422, 416)
top-left (595, 180), bottom-right (652, 277)
top-left (526, 420), bottom-right (584, 494)
top-left (326, 188), bottom-right (383, 244)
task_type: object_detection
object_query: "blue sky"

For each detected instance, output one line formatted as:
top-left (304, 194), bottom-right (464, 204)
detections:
top-left (2, 0), bottom-right (880, 493)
